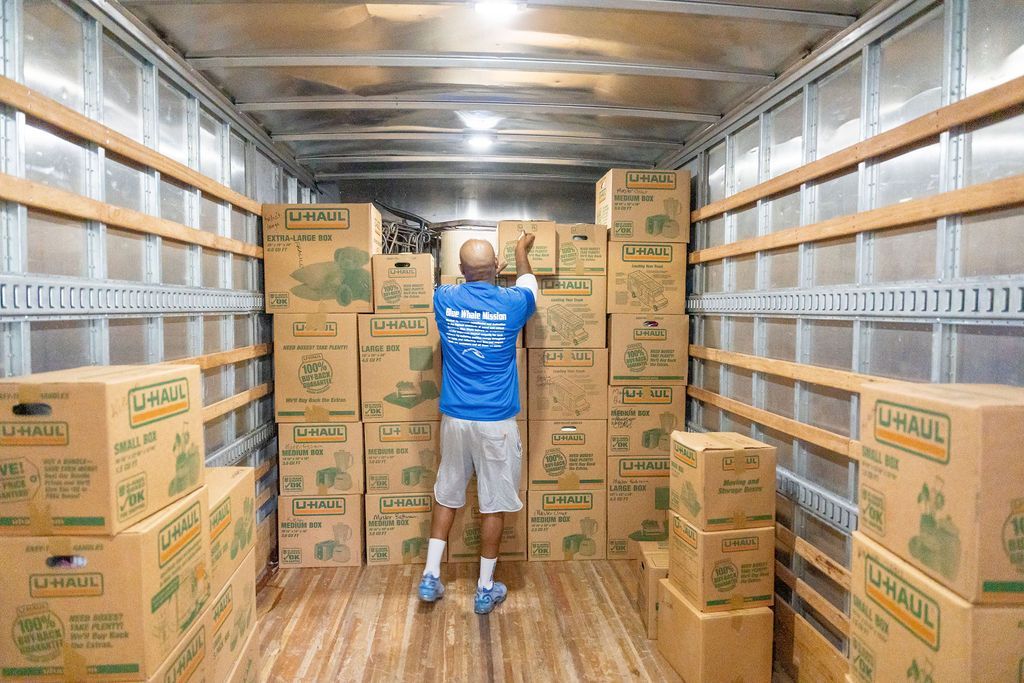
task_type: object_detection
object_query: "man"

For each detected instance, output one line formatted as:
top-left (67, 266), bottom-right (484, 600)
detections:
top-left (418, 232), bottom-right (536, 614)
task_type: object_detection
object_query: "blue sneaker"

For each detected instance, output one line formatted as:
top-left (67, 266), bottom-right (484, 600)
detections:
top-left (418, 573), bottom-right (445, 602)
top-left (474, 581), bottom-right (507, 614)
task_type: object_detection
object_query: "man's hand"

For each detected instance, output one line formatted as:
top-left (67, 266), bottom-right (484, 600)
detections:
top-left (514, 231), bottom-right (535, 276)
top-left (517, 232), bottom-right (536, 252)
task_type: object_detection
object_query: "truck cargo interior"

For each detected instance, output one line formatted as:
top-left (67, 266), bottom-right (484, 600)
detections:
top-left (0, 0), bottom-right (1022, 681)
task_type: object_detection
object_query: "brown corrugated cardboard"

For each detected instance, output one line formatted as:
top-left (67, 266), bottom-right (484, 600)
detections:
top-left (371, 253), bottom-right (435, 313)
top-left (638, 548), bottom-right (669, 639)
top-left (669, 431), bottom-right (776, 531)
top-left (263, 203), bottom-right (382, 313)
top-left (595, 169), bottom-right (690, 243)
top-left (528, 420), bottom-right (606, 490)
top-left (273, 314), bottom-right (360, 423)
top-left (858, 382), bottom-right (1024, 604)
top-left (448, 489), bottom-right (528, 563)
top-left (607, 242), bottom-right (686, 314)
top-left (357, 314), bottom-right (442, 422)
top-left (608, 314), bottom-right (688, 385)
top-left (497, 220), bottom-right (557, 275)
top-left (0, 487), bottom-right (210, 680)
top-left (527, 489), bottom-right (606, 561)
top-left (148, 607), bottom-right (209, 683)
top-left (278, 494), bottom-right (363, 568)
top-left (206, 467), bottom-right (255, 599)
top-left (608, 385), bottom-right (685, 457)
top-left (365, 493), bottom-right (438, 565)
top-left (516, 348), bottom-right (527, 417)
top-left (225, 627), bottom-right (259, 683)
top-left (656, 579), bottom-right (772, 683)
top-left (528, 349), bottom-right (608, 421)
top-left (555, 223), bottom-right (607, 275)
top-left (0, 364), bottom-right (204, 535)
top-left (206, 549), bottom-right (257, 683)
top-left (278, 423), bottom-right (364, 495)
top-left (525, 275), bottom-right (607, 348)
top-left (363, 421), bottom-right (439, 494)
top-left (668, 511), bottom-right (774, 612)
top-left (607, 456), bottom-right (670, 560)
top-left (850, 532), bottom-right (1024, 683)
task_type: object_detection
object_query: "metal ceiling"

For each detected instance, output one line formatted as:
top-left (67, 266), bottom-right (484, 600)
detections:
top-left (120, 0), bottom-right (883, 183)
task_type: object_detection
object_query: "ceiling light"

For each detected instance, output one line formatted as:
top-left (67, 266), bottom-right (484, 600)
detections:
top-left (474, 1), bottom-right (520, 19)
top-left (457, 111), bottom-right (503, 131)
top-left (466, 134), bottom-right (494, 151)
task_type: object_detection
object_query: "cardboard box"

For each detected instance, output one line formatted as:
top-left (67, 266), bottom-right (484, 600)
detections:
top-left (0, 487), bottom-right (210, 680)
top-left (669, 431), bottom-right (776, 531)
top-left (263, 203), bottom-right (382, 313)
top-left (607, 456), bottom-right (670, 560)
top-left (358, 314), bottom-right (442, 422)
top-left (527, 489), bottom-right (606, 561)
top-left (656, 579), bottom-right (772, 683)
top-left (638, 548), bottom-right (669, 639)
top-left (278, 494), bottom-right (363, 568)
top-left (206, 549), bottom-right (257, 683)
top-left (525, 275), bottom-right (607, 348)
top-left (528, 420), bottom-right (606, 490)
top-left (448, 489), bottom-right (528, 562)
top-left (364, 493), bottom-right (438, 565)
top-left (273, 314), bottom-right (360, 423)
top-left (595, 169), bottom-right (690, 243)
top-left (278, 423), bottom-right (364, 496)
top-left (608, 314), bottom-right (688, 385)
top-left (225, 627), bottom-right (259, 683)
top-left (148, 607), bottom-right (209, 683)
top-left (858, 382), bottom-right (1024, 604)
top-left (636, 539), bottom-right (670, 554)
top-left (0, 364), bottom-right (204, 535)
top-left (608, 385), bottom-right (686, 457)
top-left (555, 223), bottom-right (607, 275)
top-left (207, 467), bottom-right (256, 599)
top-left (668, 511), bottom-right (773, 612)
top-left (528, 349), bottom-right (608, 421)
top-left (497, 220), bottom-right (557, 275)
top-left (607, 242), bottom-right (686, 314)
top-left (372, 253), bottom-right (435, 312)
top-left (516, 348), bottom-right (527, 417)
top-left (363, 421), bottom-right (439, 494)
top-left (850, 532), bottom-right (1024, 683)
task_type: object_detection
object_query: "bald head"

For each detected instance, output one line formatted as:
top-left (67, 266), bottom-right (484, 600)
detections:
top-left (459, 239), bottom-right (499, 282)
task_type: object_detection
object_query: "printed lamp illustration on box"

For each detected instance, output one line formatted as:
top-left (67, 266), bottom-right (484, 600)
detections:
top-left (384, 346), bottom-right (439, 409)
top-left (629, 487), bottom-right (671, 543)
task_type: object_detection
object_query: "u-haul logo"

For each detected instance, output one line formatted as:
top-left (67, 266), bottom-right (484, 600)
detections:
top-left (620, 387), bottom-right (673, 405)
top-left (552, 432), bottom-right (585, 446)
top-left (380, 495), bottom-right (432, 513)
top-left (158, 502), bottom-right (202, 567)
top-left (539, 277), bottom-right (592, 296)
top-left (388, 266), bottom-right (417, 278)
top-left (672, 441), bottom-right (697, 468)
top-left (293, 425), bottom-right (348, 443)
top-left (542, 349), bottom-right (595, 367)
top-left (284, 208), bottom-right (350, 230)
top-left (30, 573), bottom-right (103, 598)
top-left (212, 586), bottom-right (233, 634)
top-left (129, 378), bottom-right (190, 428)
top-left (379, 423), bottom-right (433, 442)
top-left (292, 321), bottom-right (338, 338)
top-left (633, 328), bottom-right (667, 341)
top-left (723, 454), bottom-right (760, 471)
top-left (165, 627), bottom-right (205, 683)
top-left (210, 499), bottom-right (232, 541)
top-left (0, 421), bottom-right (68, 447)
top-left (622, 244), bottom-right (673, 263)
top-left (619, 457), bottom-right (669, 478)
top-left (370, 317), bottom-right (428, 337)
top-left (626, 171), bottom-right (676, 190)
top-left (865, 555), bottom-right (940, 650)
top-left (874, 400), bottom-right (950, 464)
top-left (292, 497), bottom-right (346, 516)
top-left (542, 492), bottom-right (593, 511)
top-left (673, 516), bottom-right (697, 548)
top-left (722, 536), bottom-right (759, 553)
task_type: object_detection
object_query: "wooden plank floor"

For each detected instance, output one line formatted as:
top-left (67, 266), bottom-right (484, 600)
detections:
top-left (257, 560), bottom-right (683, 682)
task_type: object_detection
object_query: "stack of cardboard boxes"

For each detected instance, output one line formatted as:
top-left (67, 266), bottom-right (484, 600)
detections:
top-left (658, 431), bottom-right (776, 682)
top-left (851, 382), bottom-right (1024, 681)
top-left (0, 365), bottom-right (258, 682)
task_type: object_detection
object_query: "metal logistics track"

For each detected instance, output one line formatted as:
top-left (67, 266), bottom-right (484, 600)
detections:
top-left (776, 466), bottom-right (858, 535)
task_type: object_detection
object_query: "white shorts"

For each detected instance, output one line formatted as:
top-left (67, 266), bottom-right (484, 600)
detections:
top-left (434, 414), bottom-right (523, 514)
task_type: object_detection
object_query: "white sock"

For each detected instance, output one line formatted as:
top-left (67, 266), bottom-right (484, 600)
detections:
top-left (478, 556), bottom-right (497, 590)
top-left (423, 538), bottom-right (446, 579)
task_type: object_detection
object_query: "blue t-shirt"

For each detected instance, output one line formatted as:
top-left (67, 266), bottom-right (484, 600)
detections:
top-left (434, 280), bottom-right (536, 421)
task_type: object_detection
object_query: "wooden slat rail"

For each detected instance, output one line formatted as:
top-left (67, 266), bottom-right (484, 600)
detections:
top-left (691, 74), bottom-right (1024, 222)
top-left (690, 345), bottom-right (870, 393)
top-left (795, 536), bottom-right (852, 590)
top-left (0, 75), bottom-right (262, 215)
top-left (686, 385), bottom-right (856, 459)
top-left (776, 560), bottom-right (797, 590)
top-left (690, 171), bottom-right (1024, 264)
top-left (0, 173), bottom-right (262, 258)
top-left (775, 522), bottom-right (797, 551)
top-left (793, 611), bottom-right (848, 683)
top-left (203, 383), bottom-right (271, 423)
top-left (796, 578), bottom-right (850, 636)
top-left (179, 344), bottom-right (270, 371)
